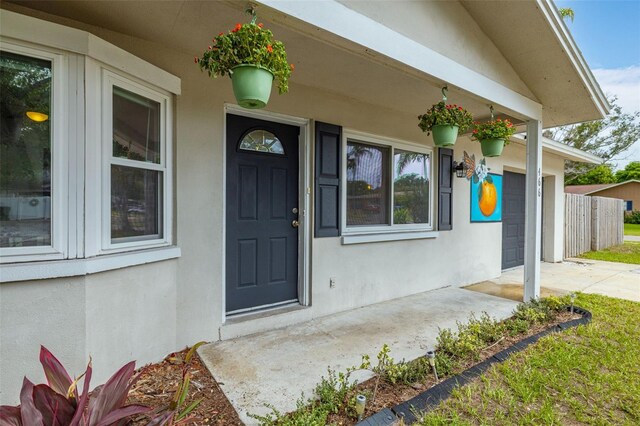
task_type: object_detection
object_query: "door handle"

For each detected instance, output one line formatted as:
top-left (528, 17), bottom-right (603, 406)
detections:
top-left (291, 220), bottom-right (300, 228)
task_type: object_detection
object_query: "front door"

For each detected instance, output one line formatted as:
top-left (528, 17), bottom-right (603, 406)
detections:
top-left (225, 114), bottom-right (300, 313)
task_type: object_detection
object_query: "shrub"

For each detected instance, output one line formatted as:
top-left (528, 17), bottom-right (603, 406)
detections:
top-left (624, 210), bottom-right (640, 224)
top-left (0, 346), bottom-right (150, 426)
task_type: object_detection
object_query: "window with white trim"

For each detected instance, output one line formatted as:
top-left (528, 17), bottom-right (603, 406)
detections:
top-left (0, 42), bottom-right (68, 262)
top-left (0, 17), bottom-right (178, 271)
top-left (343, 132), bottom-right (432, 235)
top-left (102, 73), bottom-right (171, 250)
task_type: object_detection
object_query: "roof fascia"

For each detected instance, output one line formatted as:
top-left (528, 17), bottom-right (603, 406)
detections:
top-left (536, 0), bottom-right (610, 118)
top-left (510, 135), bottom-right (602, 164)
top-left (256, 0), bottom-right (543, 121)
top-left (584, 180), bottom-right (640, 195)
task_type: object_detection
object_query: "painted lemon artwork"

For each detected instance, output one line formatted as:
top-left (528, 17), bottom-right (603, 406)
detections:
top-left (479, 180), bottom-right (498, 216)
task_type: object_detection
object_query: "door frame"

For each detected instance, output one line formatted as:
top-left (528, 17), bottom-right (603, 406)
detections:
top-left (222, 104), bottom-right (311, 321)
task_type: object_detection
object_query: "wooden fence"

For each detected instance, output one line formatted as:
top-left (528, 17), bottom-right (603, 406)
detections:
top-left (564, 194), bottom-right (624, 258)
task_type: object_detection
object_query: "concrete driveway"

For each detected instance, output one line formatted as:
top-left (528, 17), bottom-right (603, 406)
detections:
top-left (466, 259), bottom-right (640, 302)
top-left (198, 287), bottom-right (517, 424)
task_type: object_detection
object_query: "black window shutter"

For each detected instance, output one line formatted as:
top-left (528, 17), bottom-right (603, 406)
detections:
top-left (314, 122), bottom-right (342, 237)
top-left (438, 148), bottom-right (453, 231)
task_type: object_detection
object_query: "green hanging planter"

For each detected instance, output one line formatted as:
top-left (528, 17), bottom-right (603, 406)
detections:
top-left (230, 64), bottom-right (274, 109)
top-left (480, 138), bottom-right (505, 157)
top-left (431, 124), bottom-right (459, 147)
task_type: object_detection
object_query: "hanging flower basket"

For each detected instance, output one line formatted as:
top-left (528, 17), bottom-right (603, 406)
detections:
top-left (418, 88), bottom-right (473, 147)
top-left (195, 15), bottom-right (294, 109)
top-left (480, 138), bottom-right (506, 157)
top-left (472, 116), bottom-right (516, 158)
top-left (430, 124), bottom-right (460, 147)
top-left (230, 64), bottom-right (274, 109)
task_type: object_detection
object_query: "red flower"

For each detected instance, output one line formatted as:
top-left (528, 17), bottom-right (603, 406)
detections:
top-left (219, 32), bottom-right (224, 36)
top-left (290, 63), bottom-right (295, 71)
top-left (446, 105), bottom-right (452, 109)
top-left (258, 23), bottom-right (264, 28)
top-left (458, 106), bottom-right (463, 111)
top-left (267, 44), bottom-right (273, 53)
top-left (208, 45), bottom-right (212, 50)
top-left (473, 129), bottom-right (478, 134)
top-left (194, 56), bottom-right (198, 64)
top-left (232, 23), bottom-right (242, 32)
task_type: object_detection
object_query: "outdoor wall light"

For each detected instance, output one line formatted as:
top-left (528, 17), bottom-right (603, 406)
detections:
top-left (355, 394), bottom-right (367, 421)
top-left (426, 350), bottom-right (439, 381)
top-left (452, 160), bottom-right (467, 178)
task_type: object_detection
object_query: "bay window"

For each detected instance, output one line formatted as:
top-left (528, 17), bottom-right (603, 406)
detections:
top-left (1, 14), bottom-right (179, 276)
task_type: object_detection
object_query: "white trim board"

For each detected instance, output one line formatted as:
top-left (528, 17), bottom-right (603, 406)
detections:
top-left (0, 246), bottom-right (181, 283)
top-left (257, 0), bottom-right (542, 121)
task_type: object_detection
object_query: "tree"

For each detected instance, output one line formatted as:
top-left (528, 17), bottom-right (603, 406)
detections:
top-left (615, 161), bottom-right (640, 182)
top-left (565, 164), bottom-right (616, 185)
top-left (544, 97), bottom-right (640, 184)
top-left (559, 7), bottom-right (575, 22)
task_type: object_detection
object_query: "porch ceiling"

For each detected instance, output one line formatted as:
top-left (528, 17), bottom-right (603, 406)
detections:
top-left (460, 0), bottom-right (610, 127)
top-left (4, 0), bottom-right (606, 128)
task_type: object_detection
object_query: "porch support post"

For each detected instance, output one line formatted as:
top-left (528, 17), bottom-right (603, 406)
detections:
top-left (524, 119), bottom-right (543, 302)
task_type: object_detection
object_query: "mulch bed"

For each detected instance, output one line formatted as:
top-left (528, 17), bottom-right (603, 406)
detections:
top-left (328, 310), bottom-right (581, 425)
top-left (125, 310), bottom-right (580, 426)
top-left (127, 348), bottom-right (243, 425)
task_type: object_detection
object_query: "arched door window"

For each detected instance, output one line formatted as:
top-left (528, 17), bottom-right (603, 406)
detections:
top-left (238, 129), bottom-right (285, 154)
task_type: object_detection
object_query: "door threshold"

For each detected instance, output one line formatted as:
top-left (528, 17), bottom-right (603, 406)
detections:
top-left (221, 302), bottom-right (312, 340)
top-left (226, 300), bottom-right (302, 323)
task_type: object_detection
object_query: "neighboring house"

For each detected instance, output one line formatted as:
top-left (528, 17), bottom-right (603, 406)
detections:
top-left (0, 1), bottom-right (607, 403)
top-left (565, 180), bottom-right (640, 212)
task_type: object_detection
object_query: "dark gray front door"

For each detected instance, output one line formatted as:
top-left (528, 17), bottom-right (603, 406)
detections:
top-left (502, 171), bottom-right (525, 269)
top-left (226, 114), bottom-right (300, 313)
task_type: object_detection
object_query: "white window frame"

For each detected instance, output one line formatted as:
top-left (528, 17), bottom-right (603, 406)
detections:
top-left (0, 40), bottom-right (69, 263)
top-left (341, 130), bottom-right (434, 237)
top-left (1, 10), bottom-right (181, 279)
top-left (96, 69), bottom-right (173, 254)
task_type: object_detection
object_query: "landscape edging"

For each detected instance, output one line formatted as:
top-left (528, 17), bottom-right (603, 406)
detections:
top-left (355, 306), bottom-right (592, 426)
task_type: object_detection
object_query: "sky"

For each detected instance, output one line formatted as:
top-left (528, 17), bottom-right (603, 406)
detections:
top-left (556, 0), bottom-right (640, 168)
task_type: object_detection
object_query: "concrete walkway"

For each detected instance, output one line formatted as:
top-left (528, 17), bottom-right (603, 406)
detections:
top-left (198, 288), bottom-right (517, 424)
top-left (624, 235), bottom-right (640, 242)
top-left (466, 259), bottom-right (640, 302)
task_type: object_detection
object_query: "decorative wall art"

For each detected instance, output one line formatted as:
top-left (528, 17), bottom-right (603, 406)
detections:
top-left (463, 151), bottom-right (502, 222)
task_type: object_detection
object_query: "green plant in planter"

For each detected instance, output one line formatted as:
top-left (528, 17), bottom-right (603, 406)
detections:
top-left (418, 101), bottom-right (473, 147)
top-left (471, 118), bottom-right (516, 157)
top-left (196, 18), bottom-right (293, 108)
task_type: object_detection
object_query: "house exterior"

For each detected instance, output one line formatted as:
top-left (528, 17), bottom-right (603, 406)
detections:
top-left (566, 180), bottom-right (640, 212)
top-left (0, 0), bottom-right (607, 404)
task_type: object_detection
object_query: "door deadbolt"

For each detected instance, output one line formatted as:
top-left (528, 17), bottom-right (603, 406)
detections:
top-left (292, 207), bottom-right (298, 214)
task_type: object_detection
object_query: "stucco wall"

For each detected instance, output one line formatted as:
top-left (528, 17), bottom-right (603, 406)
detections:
top-left (0, 260), bottom-right (177, 403)
top-left (1, 5), bottom-right (563, 404)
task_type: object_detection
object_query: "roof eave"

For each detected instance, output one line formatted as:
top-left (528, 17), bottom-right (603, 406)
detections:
top-left (511, 135), bottom-right (602, 164)
top-left (537, 0), bottom-right (611, 119)
top-left (584, 180), bottom-right (640, 195)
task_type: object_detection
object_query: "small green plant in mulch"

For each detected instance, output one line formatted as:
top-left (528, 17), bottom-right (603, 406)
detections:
top-left (415, 293), bottom-right (640, 425)
top-left (579, 242), bottom-right (640, 265)
top-left (250, 296), bottom-right (572, 425)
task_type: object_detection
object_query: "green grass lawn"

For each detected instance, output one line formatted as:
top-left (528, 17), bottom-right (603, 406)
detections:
top-left (579, 242), bottom-right (640, 265)
top-left (624, 223), bottom-right (640, 236)
top-left (416, 293), bottom-right (640, 425)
